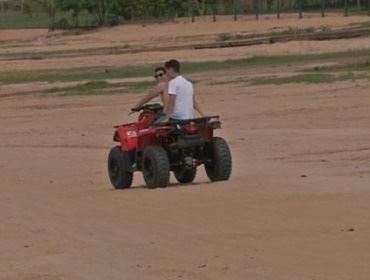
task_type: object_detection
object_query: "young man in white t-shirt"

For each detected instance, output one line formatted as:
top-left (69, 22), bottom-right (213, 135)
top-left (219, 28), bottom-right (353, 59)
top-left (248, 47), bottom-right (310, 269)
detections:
top-left (161, 59), bottom-right (204, 122)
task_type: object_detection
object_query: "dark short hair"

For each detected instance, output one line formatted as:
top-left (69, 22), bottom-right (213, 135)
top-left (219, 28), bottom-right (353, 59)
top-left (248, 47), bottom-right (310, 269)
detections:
top-left (155, 67), bottom-right (165, 74)
top-left (165, 59), bottom-right (180, 73)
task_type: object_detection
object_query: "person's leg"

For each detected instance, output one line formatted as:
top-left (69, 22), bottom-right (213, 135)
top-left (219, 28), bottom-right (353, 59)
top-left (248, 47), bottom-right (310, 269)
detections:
top-left (169, 118), bottom-right (180, 123)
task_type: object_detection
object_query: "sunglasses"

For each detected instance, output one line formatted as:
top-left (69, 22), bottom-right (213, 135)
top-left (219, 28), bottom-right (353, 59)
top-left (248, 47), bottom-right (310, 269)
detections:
top-left (155, 73), bottom-right (164, 79)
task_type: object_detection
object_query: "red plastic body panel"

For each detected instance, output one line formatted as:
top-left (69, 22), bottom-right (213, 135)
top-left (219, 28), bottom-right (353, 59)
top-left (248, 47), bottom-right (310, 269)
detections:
top-left (204, 127), bottom-right (214, 140)
top-left (115, 112), bottom-right (160, 152)
top-left (137, 127), bottom-right (162, 152)
top-left (116, 124), bottom-right (139, 152)
top-left (137, 112), bottom-right (155, 130)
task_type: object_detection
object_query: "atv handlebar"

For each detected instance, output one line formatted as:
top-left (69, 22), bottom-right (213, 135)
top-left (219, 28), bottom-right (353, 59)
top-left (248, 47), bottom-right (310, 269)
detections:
top-left (130, 103), bottom-right (164, 114)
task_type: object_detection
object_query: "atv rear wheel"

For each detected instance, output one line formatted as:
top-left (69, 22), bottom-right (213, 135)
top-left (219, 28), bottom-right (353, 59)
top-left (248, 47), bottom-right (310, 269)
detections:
top-left (108, 146), bottom-right (134, 189)
top-left (142, 146), bottom-right (170, 188)
top-left (174, 167), bottom-right (197, 184)
top-left (205, 137), bottom-right (232, 182)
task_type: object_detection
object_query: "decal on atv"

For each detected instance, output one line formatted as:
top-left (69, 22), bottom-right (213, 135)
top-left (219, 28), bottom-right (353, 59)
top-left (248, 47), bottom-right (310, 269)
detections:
top-left (126, 131), bottom-right (137, 138)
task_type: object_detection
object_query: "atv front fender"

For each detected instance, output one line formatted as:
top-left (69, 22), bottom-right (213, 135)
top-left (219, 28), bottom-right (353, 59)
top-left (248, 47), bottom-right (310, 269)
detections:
top-left (114, 125), bottom-right (138, 152)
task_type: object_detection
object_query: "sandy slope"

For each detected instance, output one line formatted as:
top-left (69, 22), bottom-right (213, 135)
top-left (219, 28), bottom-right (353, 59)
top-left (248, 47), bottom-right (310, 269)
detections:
top-left (1, 15), bottom-right (370, 280)
top-left (2, 36), bottom-right (370, 72)
top-left (1, 13), bottom-right (370, 73)
top-left (1, 14), bottom-right (369, 46)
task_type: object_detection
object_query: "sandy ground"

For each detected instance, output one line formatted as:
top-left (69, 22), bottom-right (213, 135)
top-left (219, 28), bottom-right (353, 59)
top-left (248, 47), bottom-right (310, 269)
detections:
top-left (1, 75), bottom-right (370, 280)
top-left (1, 15), bottom-right (370, 280)
top-left (0, 28), bottom-right (47, 41)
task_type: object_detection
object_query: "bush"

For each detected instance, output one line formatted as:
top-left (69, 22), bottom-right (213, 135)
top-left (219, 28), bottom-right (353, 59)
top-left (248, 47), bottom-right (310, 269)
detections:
top-left (106, 14), bottom-right (120, 26)
top-left (217, 33), bottom-right (234, 41)
top-left (49, 18), bottom-right (72, 30)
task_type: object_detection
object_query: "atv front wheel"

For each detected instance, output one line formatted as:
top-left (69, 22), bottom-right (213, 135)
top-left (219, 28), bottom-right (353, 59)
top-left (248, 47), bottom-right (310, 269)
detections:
top-left (142, 146), bottom-right (170, 188)
top-left (108, 146), bottom-right (134, 189)
top-left (205, 137), bottom-right (232, 182)
top-left (174, 167), bottom-right (197, 184)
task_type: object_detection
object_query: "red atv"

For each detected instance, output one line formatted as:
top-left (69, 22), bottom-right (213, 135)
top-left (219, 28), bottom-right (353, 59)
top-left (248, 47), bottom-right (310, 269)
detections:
top-left (108, 103), bottom-right (232, 189)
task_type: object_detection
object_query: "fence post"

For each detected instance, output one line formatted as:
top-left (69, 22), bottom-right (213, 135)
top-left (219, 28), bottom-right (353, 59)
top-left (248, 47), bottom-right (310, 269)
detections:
top-left (277, 0), bottom-right (281, 19)
top-left (233, 0), bottom-right (238, 21)
top-left (299, 0), bottom-right (303, 18)
top-left (344, 0), bottom-right (348, 16)
top-left (169, 0), bottom-right (175, 22)
top-left (52, 0), bottom-right (56, 26)
top-left (190, 0), bottom-right (195, 22)
top-left (1, 1), bottom-right (4, 24)
top-left (188, 0), bottom-right (191, 21)
top-left (254, 0), bottom-right (259, 20)
top-left (212, 0), bottom-right (218, 22)
top-left (168, 0), bottom-right (172, 20)
top-left (321, 0), bottom-right (325, 17)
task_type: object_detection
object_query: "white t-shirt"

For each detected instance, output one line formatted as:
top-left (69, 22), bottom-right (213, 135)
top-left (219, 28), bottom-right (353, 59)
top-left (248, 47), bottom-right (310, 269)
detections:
top-left (168, 75), bottom-right (194, 120)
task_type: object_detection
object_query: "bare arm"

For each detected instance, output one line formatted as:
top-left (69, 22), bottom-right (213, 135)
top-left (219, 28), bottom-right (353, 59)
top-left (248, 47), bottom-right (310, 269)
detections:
top-left (164, 94), bottom-right (176, 120)
top-left (194, 95), bottom-right (205, 117)
top-left (132, 83), bottom-right (164, 110)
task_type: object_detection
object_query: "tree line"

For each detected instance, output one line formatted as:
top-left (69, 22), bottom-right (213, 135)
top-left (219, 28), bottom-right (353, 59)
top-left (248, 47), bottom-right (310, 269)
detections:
top-left (3, 0), bottom-right (369, 28)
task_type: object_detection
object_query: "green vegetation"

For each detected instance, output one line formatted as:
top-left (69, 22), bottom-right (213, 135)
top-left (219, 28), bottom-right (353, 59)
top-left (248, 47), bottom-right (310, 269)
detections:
top-left (0, 2), bottom-right (95, 29)
top-left (1, 0), bottom-right (368, 29)
top-left (212, 71), bottom-right (368, 87)
top-left (359, 22), bottom-right (370, 28)
top-left (38, 70), bottom-right (370, 96)
top-left (42, 80), bottom-right (154, 96)
top-left (0, 12), bottom-right (51, 29)
top-left (0, 44), bottom-right (132, 60)
top-left (0, 66), bottom-right (153, 85)
top-left (348, 21), bottom-right (370, 28)
top-left (216, 26), bottom-right (332, 42)
top-left (1, 48), bottom-right (370, 86)
top-left (311, 61), bottom-right (370, 72)
top-left (250, 72), bottom-right (358, 85)
top-left (209, 58), bottom-right (370, 87)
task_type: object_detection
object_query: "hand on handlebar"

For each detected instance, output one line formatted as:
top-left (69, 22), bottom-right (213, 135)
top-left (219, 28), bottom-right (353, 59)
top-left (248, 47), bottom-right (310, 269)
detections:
top-left (131, 106), bottom-right (142, 112)
top-left (128, 106), bottom-right (142, 116)
top-left (130, 104), bottom-right (145, 114)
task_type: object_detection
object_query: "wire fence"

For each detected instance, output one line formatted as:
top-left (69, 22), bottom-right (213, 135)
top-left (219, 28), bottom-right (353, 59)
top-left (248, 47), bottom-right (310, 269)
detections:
top-left (0, 0), bottom-right (369, 29)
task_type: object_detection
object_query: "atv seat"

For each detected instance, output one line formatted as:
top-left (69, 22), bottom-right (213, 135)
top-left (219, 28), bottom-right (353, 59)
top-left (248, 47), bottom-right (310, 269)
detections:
top-left (168, 116), bottom-right (220, 129)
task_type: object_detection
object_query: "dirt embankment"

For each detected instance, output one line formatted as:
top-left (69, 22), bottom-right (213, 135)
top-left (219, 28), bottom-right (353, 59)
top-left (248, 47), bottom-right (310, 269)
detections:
top-left (0, 14), bottom-right (370, 72)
